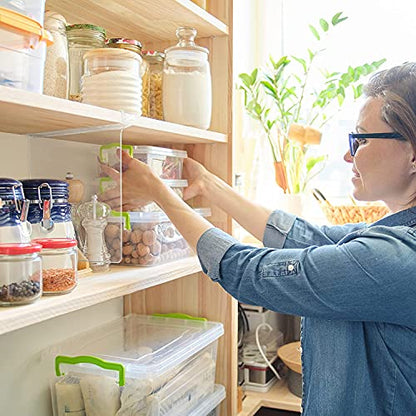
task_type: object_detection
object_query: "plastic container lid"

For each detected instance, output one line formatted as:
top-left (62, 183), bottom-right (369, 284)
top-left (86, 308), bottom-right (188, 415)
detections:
top-left (32, 238), bottom-right (77, 249)
top-left (132, 145), bottom-right (187, 158)
top-left (48, 314), bottom-right (224, 378)
top-left (0, 6), bottom-right (53, 48)
top-left (0, 242), bottom-right (42, 255)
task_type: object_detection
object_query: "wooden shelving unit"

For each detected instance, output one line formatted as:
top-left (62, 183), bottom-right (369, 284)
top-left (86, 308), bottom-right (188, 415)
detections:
top-left (0, 257), bottom-right (201, 336)
top-left (239, 380), bottom-right (302, 416)
top-left (0, 86), bottom-right (227, 145)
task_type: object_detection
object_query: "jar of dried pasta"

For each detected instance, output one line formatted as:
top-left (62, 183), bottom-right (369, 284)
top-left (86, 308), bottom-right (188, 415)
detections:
top-left (142, 50), bottom-right (164, 120)
top-left (33, 238), bottom-right (78, 295)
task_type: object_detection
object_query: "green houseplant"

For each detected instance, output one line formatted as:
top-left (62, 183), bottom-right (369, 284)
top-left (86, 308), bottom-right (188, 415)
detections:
top-left (238, 12), bottom-right (386, 194)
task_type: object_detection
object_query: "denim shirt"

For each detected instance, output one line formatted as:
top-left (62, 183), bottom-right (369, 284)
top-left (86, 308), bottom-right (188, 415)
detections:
top-left (197, 207), bottom-right (416, 416)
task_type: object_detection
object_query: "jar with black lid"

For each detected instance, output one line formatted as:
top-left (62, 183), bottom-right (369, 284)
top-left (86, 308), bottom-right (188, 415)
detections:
top-left (0, 178), bottom-right (31, 243)
top-left (21, 179), bottom-right (75, 239)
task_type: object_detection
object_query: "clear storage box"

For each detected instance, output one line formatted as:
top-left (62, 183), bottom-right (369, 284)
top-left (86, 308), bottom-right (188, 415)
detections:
top-left (47, 314), bottom-right (224, 416)
top-left (188, 384), bottom-right (226, 416)
top-left (99, 143), bottom-right (187, 180)
top-left (0, 0), bottom-right (46, 24)
top-left (0, 7), bottom-right (53, 93)
top-left (105, 208), bottom-right (210, 265)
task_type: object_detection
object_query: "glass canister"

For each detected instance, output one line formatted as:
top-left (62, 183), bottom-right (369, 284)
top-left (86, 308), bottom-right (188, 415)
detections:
top-left (0, 243), bottom-right (42, 306)
top-left (21, 179), bottom-right (75, 239)
top-left (43, 11), bottom-right (69, 98)
top-left (81, 48), bottom-right (142, 115)
top-left (33, 238), bottom-right (77, 295)
top-left (0, 178), bottom-right (31, 243)
top-left (163, 27), bottom-right (212, 129)
top-left (66, 23), bottom-right (106, 101)
top-left (143, 50), bottom-right (164, 120)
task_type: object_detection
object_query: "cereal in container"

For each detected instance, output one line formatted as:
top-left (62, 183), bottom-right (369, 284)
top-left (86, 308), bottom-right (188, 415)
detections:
top-left (142, 50), bottom-right (164, 120)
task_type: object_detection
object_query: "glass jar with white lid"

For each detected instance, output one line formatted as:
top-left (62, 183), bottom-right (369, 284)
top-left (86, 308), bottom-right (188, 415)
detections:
top-left (163, 27), bottom-right (212, 129)
top-left (81, 48), bottom-right (142, 115)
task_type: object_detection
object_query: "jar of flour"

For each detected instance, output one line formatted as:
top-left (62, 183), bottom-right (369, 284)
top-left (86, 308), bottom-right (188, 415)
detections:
top-left (163, 27), bottom-right (212, 130)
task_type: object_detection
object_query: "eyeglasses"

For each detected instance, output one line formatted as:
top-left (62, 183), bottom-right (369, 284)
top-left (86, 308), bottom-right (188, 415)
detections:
top-left (348, 132), bottom-right (406, 156)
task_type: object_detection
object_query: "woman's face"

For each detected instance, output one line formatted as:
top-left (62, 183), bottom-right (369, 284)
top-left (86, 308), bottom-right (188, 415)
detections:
top-left (344, 96), bottom-right (416, 212)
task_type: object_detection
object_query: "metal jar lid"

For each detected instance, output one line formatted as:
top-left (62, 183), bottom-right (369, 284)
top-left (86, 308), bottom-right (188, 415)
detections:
top-left (106, 37), bottom-right (143, 55)
top-left (66, 23), bottom-right (106, 36)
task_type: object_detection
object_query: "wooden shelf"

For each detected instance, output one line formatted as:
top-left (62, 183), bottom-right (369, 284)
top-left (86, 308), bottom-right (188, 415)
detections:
top-left (239, 380), bottom-right (302, 416)
top-left (46, 0), bottom-right (228, 41)
top-left (0, 256), bottom-right (201, 336)
top-left (0, 86), bottom-right (227, 145)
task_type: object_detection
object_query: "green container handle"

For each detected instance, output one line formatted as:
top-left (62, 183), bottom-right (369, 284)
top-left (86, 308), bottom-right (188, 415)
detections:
top-left (55, 355), bottom-right (125, 386)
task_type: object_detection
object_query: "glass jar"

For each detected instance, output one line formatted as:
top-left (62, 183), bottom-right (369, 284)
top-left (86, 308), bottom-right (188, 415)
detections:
top-left (66, 24), bottom-right (106, 101)
top-left (33, 238), bottom-right (77, 295)
top-left (43, 11), bottom-right (69, 99)
top-left (21, 179), bottom-right (75, 239)
top-left (163, 27), bottom-right (212, 129)
top-left (0, 178), bottom-right (31, 243)
top-left (0, 243), bottom-right (42, 306)
top-left (81, 48), bottom-right (142, 115)
top-left (143, 51), bottom-right (164, 120)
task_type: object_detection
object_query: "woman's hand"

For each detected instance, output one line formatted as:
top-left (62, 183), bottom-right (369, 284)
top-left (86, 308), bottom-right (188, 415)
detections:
top-left (182, 157), bottom-right (210, 200)
top-left (99, 149), bottom-right (165, 211)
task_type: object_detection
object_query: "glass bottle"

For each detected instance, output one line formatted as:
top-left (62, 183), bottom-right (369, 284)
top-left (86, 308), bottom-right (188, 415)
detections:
top-left (163, 27), bottom-right (212, 129)
top-left (66, 24), bottom-right (106, 101)
top-left (143, 51), bottom-right (164, 120)
top-left (43, 11), bottom-right (69, 99)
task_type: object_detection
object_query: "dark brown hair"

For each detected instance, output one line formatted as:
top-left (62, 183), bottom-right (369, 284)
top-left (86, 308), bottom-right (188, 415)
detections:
top-left (364, 62), bottom-right (416, 153)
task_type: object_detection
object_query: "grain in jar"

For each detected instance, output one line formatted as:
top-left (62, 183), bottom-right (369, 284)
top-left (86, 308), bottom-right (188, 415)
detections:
top-left (43, 11), bottom-right (69, 98)
top-left (81, 48), bottom-right (142, 115)
top-left (66, 24), bottom-right (106, 101)
top-left (142, 50), bottom-right (164, 120)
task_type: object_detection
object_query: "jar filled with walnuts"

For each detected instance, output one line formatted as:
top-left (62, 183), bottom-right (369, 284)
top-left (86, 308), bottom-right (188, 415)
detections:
top-left (142, 50), bottom-right (164, 120)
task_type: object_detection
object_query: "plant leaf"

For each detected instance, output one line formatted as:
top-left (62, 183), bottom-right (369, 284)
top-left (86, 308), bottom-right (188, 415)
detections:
top-left (331, 12), bottom-right (348, 25)
top-left (238, 73), bottom-right (253, 87)
top-left (309, 24), bottom-right (320, 40)
top-left (319, 18), bottom-right (329, 31)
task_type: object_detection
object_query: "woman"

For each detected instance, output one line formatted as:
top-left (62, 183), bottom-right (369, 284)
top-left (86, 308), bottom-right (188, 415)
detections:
top-left (100, 62), bottom-right (416, 415)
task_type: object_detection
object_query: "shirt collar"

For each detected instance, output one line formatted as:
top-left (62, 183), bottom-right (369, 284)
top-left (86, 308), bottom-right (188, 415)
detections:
top-left (372, 206), bottom-right (416, 228)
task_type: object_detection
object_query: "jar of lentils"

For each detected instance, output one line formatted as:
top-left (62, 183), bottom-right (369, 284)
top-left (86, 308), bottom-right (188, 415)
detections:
top-left (33, 238), bottom-right (77, 295)
top-left (66, 24), bottom-right (106, 101)
top-left (0, 243), bottom-right (42, 306)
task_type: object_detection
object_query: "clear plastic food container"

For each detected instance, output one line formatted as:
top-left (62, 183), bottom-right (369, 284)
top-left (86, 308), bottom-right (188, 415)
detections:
top-left (188, 384), bottom-right (226, 416)
top-left (47, 314), bottom-right (224, 416)
top-left (0, 0), bottom-right (46, 25)
top-left (99, 143), bottom-right (187, 180)
top-left (105, 208), bottom-right (210, 265)
top-left (0, 242), bottom-right (42, 306)
top-left (0, 7), bottom-right (53, 92)
top-left (33, 238), bottom-right (77, 295)
top-left (99, 178), bottom-right (188, 212)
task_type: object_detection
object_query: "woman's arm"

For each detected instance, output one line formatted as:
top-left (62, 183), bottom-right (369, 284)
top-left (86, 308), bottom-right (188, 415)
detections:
top-left (183, 158), bottom-right (272, 241)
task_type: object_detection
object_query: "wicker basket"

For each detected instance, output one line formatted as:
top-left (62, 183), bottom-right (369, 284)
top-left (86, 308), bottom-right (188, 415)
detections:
top-left (320, 203), bottom-right (390, 225)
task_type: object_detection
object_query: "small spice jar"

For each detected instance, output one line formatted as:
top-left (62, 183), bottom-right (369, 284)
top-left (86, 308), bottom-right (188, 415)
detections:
top-left (0, 243), bottom-right (42, 306)
top-left (33, 238), bottom-right (78, 295)
top-left (66, 24), bottom-right (106, 101)
top-left (43, 11), bottom-right (69, 99)
top-left (81, 48), bottom-right (142, 114)
top-left (142, 51), bottom-right (164, 120)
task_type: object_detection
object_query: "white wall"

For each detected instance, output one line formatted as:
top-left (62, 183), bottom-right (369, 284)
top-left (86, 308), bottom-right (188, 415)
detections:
top-left (0, 132), bottom-right (123, 415)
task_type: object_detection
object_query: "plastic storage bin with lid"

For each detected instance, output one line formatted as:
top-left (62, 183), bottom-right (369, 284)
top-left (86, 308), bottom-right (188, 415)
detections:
top-left (99, 143), bottom-right (187, 180)
top-left (0, 0), bottom-right (46, 24)
top-left (21, 179), bottom-right (75, 239)
top-left (188, 384), bottom-right (226, 416)
top-left (47, 314), bottom-right (224, 416)
top-left (0, 178), bottom-right (32, 243)
top-left (104, 208), bottom-right (211, 265)
top-left (0, 7), bottom-right (53, 92)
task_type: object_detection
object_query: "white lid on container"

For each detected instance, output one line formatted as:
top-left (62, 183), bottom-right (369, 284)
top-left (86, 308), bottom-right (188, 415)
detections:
top-left (47, 314), bottom-right (223, 378)
top-left (132, 145), bottom-right (187, 159)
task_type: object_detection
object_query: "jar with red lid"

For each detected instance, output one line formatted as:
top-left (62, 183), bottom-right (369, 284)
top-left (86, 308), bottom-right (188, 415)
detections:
top-left (33, 238), bottom-right (77, 295)
top-left (0, 243), bottom-right (42, 306)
